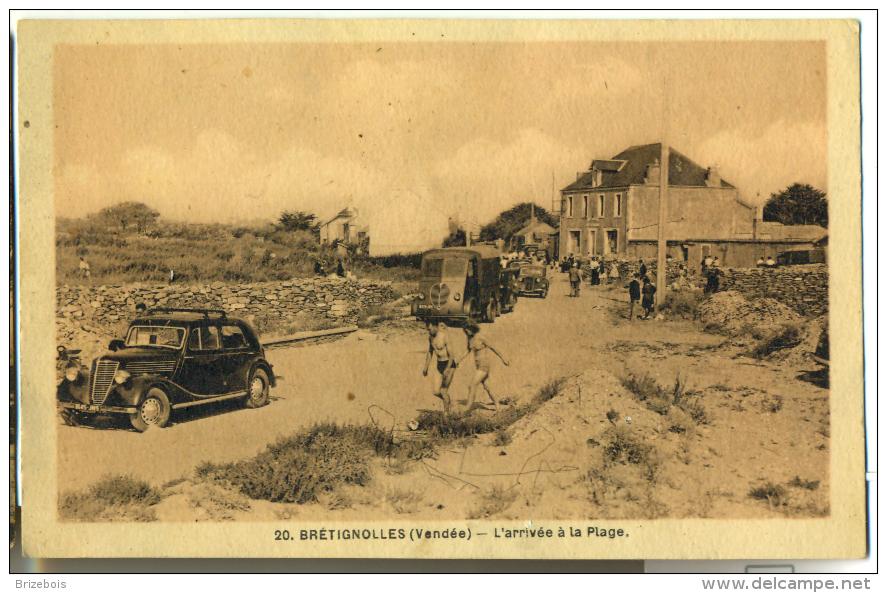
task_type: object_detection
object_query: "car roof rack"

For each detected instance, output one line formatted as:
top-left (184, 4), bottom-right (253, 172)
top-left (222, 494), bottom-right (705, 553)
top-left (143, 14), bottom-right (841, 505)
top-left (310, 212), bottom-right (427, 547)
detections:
top-left (147, 308), bottom-right (228, 319)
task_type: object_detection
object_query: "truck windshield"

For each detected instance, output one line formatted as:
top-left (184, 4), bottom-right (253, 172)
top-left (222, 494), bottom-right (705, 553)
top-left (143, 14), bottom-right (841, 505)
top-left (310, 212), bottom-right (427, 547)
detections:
top-left (422, 257), bottom-right (468, 278)
top-left (126, 326), bottom-right (186, 349)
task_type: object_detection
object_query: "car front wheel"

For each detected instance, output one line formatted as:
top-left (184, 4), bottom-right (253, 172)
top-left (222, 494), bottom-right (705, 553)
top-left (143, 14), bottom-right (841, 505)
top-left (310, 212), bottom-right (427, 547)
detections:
top-left (245, 368), bottom-right (270, 409)
top-left (130, 387), bottom-right (171, 432)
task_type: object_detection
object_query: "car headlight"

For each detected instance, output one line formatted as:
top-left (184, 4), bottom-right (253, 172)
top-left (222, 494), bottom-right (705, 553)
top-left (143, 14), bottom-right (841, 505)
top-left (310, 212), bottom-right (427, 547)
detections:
top-left (64, 367), bottom-right (80, 382)
top-left (418, 293), bottom-right (425, 300)
top-left (114, 369), bottom-right (131, 384)
top-left (454, 293), bottom-right (461, 301)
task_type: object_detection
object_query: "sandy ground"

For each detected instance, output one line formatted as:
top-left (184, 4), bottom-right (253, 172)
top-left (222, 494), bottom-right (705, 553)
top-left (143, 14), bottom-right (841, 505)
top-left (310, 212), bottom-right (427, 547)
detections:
top-left (57, 272), bottom-right (829, 520)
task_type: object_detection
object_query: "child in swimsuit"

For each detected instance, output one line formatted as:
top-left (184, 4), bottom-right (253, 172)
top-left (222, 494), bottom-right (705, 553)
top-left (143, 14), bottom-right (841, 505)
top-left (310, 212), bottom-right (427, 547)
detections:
top-left (423, 321), bottom-right (456, 413)
top-left (457, 319), bottom-right (508, 413)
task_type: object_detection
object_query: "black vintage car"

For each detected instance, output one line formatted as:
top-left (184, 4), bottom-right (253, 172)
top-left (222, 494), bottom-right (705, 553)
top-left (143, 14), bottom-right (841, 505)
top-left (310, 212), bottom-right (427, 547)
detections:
top-left (516, 265), bottom-right (550, 298)
top-left (57, 308), bottom-right (275, 432)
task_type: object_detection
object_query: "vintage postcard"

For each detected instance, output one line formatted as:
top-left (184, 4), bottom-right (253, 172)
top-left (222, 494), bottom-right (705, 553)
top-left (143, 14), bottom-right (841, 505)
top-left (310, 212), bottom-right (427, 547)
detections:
top-left (17, 17), bottom-right (865, 559)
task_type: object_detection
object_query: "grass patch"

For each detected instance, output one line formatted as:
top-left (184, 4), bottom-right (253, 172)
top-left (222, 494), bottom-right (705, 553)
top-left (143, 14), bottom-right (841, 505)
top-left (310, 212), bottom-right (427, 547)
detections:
top-left (747, 322), bottom-right (805, 359)
top-left (467, 485), bottom-right (518, 519)
top-left (602, 427), bottom-right (660, 482)
top-left (356, 305), bottom-right (402, 328)
top-left (59, 474), bottom-right (163, 522)
top-left (415, 377), bottom-right (568, 445)
top-left (788, 476), bottom-right (820, 491)
top-left (622, 372), bottom-right (709, 425)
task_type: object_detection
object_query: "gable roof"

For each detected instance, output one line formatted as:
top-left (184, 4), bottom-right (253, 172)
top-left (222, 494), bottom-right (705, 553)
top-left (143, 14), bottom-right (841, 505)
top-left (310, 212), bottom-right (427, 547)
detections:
top-left (514, 218), bottom-right (557, 238)
top-left (322, 206), bottom-right (359, 227)
top-left (563, 143), bottom-right (735, 192)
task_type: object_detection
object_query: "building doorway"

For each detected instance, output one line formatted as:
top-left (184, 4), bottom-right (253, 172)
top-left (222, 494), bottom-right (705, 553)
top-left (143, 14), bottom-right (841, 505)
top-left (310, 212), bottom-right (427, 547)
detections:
top-left (588, 230), bottom-right (597, 256)
top-left (606, 230), bottom-right (618, 254)
top-left (568, 231), bottom-right (581, 256)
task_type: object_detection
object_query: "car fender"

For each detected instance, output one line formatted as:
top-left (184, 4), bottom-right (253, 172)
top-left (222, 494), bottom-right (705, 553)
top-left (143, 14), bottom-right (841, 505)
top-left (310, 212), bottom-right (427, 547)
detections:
top-left (250, 358), bottom-right (276, 388)
top-left (57, 375), bottom-right (90, 405)
top-left (111, 375), bottom-right (181, 407)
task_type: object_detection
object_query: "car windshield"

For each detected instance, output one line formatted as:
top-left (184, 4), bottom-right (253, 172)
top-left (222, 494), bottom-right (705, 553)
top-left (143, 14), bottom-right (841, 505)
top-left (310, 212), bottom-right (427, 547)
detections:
top-left (422, 257), bottom-right (468, 279)
top-left (126, 325), bottom-right (186, 349)
top-left (520, 266), bottom-right (545, 277)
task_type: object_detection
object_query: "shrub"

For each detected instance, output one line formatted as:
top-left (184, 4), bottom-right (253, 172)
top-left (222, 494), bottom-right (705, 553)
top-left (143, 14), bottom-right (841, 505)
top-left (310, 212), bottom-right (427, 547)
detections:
top-left (788, 476), bottom-right (820, 491)
top-left (661, 290), bottom-right (702, 318)
top-left (749, 482), bottom-right (788, 507)
top-left (198, 422), bottom-right (405, 505)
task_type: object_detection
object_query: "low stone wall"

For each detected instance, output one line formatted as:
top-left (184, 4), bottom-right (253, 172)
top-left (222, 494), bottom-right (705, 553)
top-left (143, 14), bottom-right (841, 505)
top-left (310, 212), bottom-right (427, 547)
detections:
top-left (56, 278), bottom-right (397, 329)
top-left (717, 264), bottom-right (827, 317)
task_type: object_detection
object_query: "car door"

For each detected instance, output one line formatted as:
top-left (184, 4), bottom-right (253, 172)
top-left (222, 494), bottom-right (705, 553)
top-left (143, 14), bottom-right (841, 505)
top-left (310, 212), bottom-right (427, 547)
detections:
top-left (219, 323), bottom-right (253, 393)
top-left (180, 323), bottom-right (225, 397)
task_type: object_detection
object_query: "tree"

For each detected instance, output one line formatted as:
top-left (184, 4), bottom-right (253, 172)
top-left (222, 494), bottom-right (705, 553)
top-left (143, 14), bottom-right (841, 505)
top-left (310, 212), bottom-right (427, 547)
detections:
top-left (478, 202), bottom-right (559, 244)
top-left (442, 228), bottom-right (467, 248)
top-left (763, 183), bottom-right (828, 228)
top-left (98, 201), bottom-right (160, 233)
top-left (277, 210), bottom-right (319, 233)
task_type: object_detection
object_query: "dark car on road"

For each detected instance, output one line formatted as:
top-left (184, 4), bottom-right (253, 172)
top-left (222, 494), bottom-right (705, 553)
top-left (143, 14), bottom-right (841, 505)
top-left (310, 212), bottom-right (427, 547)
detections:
top-left (516, 265), bottom-right (550, 298)
top-left (57, 308), bottom-right (275, 432)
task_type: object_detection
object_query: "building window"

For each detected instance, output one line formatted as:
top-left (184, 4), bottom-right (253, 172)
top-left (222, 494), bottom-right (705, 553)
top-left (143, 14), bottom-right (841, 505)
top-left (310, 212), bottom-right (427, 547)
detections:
top-left (614, 193), bottom-right (622, 217)
top-left (597, 194), bottom-right (605, 218)
top-left (583, 195), bottom-right (588, 218)
top-left (567, 196), bottom-right (573, 218)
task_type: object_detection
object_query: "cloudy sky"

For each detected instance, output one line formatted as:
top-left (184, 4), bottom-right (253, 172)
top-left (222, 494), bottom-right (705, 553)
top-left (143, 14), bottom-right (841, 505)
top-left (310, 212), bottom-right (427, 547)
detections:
top-left (54, 40), bottom-right (827, 226)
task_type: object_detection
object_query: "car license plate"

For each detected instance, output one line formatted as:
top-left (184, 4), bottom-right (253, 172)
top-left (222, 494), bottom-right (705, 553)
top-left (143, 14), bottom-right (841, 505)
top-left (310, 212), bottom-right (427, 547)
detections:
top-left (74, 403), bottom-right (100, 412)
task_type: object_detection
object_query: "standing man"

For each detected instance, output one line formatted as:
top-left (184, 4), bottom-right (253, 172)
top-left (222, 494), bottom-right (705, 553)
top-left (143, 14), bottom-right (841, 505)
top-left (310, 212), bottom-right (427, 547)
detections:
top-left (568, 263), bottom-right (582, 297)
top-left (628, 273), bottom-right (641, 322)
top-left (639, 259), bottom-right (647, 279)
top-left (423, 321), bottom-right (456, 414)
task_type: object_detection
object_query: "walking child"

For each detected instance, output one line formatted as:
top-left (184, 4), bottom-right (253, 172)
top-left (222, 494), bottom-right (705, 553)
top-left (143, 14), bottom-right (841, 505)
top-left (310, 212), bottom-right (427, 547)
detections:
top-left (641, 275), bottom-right (656, 319)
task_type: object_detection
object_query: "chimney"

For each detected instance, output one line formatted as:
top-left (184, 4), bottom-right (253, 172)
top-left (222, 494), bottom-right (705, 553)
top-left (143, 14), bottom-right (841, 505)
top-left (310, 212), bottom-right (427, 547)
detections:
top-left (645, 159), bottom-right (660, 184)
top-left (705, 164), bottom-right (721, 188)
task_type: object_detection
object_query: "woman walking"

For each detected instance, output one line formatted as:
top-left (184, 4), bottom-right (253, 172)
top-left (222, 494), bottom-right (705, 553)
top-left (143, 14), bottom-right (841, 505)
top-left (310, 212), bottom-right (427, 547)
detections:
top-left (457, 319), bottom-right (508, 413)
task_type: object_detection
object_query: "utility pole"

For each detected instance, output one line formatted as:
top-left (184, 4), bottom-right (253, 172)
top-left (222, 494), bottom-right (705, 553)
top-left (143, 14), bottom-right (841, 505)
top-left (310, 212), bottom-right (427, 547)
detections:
top-left (656, 142), bottom-right (669, 309)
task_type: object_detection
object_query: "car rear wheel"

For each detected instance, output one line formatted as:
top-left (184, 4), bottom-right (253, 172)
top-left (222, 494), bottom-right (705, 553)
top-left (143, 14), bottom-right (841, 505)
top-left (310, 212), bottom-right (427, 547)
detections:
top-left (130, 387), bottom-right (171, 432)
top-left (245, 368), bottom-right (270, 409)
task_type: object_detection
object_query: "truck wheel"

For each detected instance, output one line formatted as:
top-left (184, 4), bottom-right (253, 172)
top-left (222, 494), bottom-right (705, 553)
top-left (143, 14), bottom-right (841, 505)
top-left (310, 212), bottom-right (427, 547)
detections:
top-left (493, 298), bottom-right (501, 317)
top-left (130, 387), bottom-right (171, 432)
top-left (245, 368), bottom-right (270, 409)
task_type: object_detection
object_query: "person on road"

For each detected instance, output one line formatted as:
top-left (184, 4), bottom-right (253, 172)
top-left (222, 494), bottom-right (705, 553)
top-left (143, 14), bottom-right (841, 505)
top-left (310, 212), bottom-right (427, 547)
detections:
top-left (639, 259), bottom-right (647, 279)
top-left (336, 259), bottom-right (345, 277)
top-left (423, 321), bottom-right (456, 414)
top-left (78, 257), bottom-right (91, 279)
top-left (641, 275), bottom-right (656, 319)
top-left (609, 261), bottom-right (621, 284)
top-left (628, 273), bottom-right (641, 322)
top-left (568, 263), bottom-right (582, 297)
top-left (457, 319), bottom-right (508, 413)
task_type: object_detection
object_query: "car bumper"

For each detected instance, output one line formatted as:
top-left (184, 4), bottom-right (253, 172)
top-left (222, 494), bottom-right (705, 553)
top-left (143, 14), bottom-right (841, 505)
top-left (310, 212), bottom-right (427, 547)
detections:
top-left (58, 401), bottom-right (137, 414)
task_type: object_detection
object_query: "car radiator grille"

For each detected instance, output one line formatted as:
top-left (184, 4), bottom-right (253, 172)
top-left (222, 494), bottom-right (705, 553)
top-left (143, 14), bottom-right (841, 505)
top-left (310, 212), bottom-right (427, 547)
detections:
top-left (524, 279), bottom-right (535, 290)
top-left (125, 361), bottom-right (177, 376)
top-left (90, 360), bottom-right (119, 405)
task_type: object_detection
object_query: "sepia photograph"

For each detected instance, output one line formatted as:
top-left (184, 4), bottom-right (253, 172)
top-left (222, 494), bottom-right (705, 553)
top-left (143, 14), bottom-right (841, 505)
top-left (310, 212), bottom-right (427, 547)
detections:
top-left (16, 17), bottom-right (865, 559)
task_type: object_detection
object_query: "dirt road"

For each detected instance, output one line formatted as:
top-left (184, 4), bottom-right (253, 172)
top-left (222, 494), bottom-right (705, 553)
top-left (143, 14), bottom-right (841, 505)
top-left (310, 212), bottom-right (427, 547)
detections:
top-left (57, 271), bottom-right (829, 520)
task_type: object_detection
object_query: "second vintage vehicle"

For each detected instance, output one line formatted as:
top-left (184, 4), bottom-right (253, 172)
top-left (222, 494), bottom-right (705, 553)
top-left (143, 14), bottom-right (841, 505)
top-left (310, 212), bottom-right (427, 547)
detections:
top-left (516, 264), bottom-right (550, 298)
top-left (412, 245), bottom-right (504, 323)
top-left (57, 308), bottom-right (275, 432)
